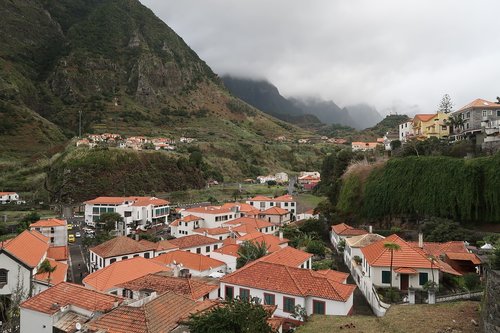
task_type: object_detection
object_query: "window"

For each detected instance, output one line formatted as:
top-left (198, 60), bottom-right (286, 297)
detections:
top-left (124, 211), bottom-right (132, 217)
top-left (196, 248), bottom-right (201, 254)
top-left (312, 300), bottom-right (326, 315)
top-left (239, 288), bottom-right (250, 301)
top-left (466, 112), bottom-right (470, 119)
top-left (419, 272), bottom-right (428, 285)
top-left (144, 253), bottom-right (150, 259)
top-left (250, 202), bottom-right (253, 206)
top-left (50, 227), bottom-right (55, 233)
top-left (264, 293), bottom-right (275, 305)
top-left (225, 286), bottom-right (234, 299)
top-left (483, 110), bottom-right (487, 117)
top-left (206, 246), bottom-right (211, 253)
top-left (0, 269), bottom-right (8, 285)
top-left (214, 244), bottom-right (218, 250)
top-left (50, 237), bottom-right (55, 243)
top-left (93, 207), bottom-right (99, 214)
top-left (497, 110), bottom-right (500, 117)
top-left (283, 297), bottom-right (295, 313)
top-left (122, 256), bottom-right (128, 260)
top-left (291, 203), bottom-right (295, 206)
top-left (110, 258), bottom-right (117, 264)
top-left (260, 202), bottom-right (265, 209)
top-left (382, 271), bottom-right (391, 284)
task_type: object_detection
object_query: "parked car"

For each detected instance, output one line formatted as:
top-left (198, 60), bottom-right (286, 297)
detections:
top-left (67, 224), bottom-right (73, 230)
top-left (68, 234), bottom-right (75, 242)
top-left (75, 232), bottom-right (81, 238)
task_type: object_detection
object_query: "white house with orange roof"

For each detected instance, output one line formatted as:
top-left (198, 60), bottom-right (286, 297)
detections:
top-left (0, 192), bottom-right (20, 204)
top-left (168, 234), bottom-right (223, 256)
top-left (169, 215), bottom-right (204, 237)
top-left (211, 244), bottom-right (241, 272)
top-left (351, 141), bottom-right (380, 152)
top-left (330, 223), bottom-right (368, 250)
top-left (259, 207), bottom-right (292, 226)
top-left (30, 218), bottom-right (68, 247)
top-left (260, 246), bottom-right (313, 270)
top-left (399, 120), bottom-right (414, 142)
top-left (152, 250), bottom-right (226, 277)
top-left (246, 195), bottom-right (297, 219)
top-left (236, 232), bottom-right (288, 253)
top-left (180, 205), bottom-right (241, 228)
top-left (222, 217), bottom-right (278, 236)
top-left (359, 234), bottom-right (440, 291)
top-left (296, 209), bottom-right (319, 221)
top-left (84, 196), bottom-right (170, 233)
top-left (88, 236), bottom-right (163, 272)
top-left (83, 256), bottom-right (170, 293)
top-left (221, 261), bottom-right (356, 319)
top-left (0, 230), bottom-right (51, 299)
top-left (20, 282), bottom-right (123, 333)
top-left (192, 227), bottom-right (232, 241)
top-left (344, 233), bottom-right (385, 271)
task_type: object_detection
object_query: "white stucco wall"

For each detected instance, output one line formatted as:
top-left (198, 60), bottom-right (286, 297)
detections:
top-left (0, 254), bottom-right (33, 298)
top-left (20, 308), bottom-right (53, 333)
top-left (209, 252), bottom-right (237, 273)
top-left (369, 266), bottom-right (439, 290)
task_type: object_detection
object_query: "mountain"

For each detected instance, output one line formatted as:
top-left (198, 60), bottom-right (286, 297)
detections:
top-left (222, 76), bottom-right (321, 125)
top-left (289, 97), bottom-right (356, 127)
top-left (343, 104), bottom-right (383, 130)
top-left (1, 0), bottom-right (340, 198)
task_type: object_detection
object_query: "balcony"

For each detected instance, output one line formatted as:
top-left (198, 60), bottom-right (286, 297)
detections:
top-left (484, 136), bottom-right (500, 143)
top-left (485, 127), bottom-right (499, 135)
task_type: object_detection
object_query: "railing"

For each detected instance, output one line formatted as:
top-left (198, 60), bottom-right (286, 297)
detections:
top-left (436, 291), bottom-right (482, 303)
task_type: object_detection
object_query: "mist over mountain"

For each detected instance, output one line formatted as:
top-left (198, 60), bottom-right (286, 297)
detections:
top-left (343, 104), bottom-right (383, 130)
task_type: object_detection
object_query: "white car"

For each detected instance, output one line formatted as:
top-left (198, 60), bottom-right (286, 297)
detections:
top-left (75, 232), bottom-right (81, 238)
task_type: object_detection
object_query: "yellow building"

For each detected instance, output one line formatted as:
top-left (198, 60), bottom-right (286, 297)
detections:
top-left (412, 112), bottom-right (450, 139)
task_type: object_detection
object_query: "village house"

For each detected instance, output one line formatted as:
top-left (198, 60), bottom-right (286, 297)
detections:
top-left (115, 272), bottom-right (219, 301)
top-left (88, 236), bottom-right (166, 272)
top-left (220, 261), bottom-right (356, 319)
top-left (222, 216), bottom-right (278, 236)
top-left (0, 192), bottom-right (20, 204)
top-left (399, 120), bottom-right (414, 142)
top-left (87, 291), bottom-right (216, 333)
top-left (246, 194), bottom-right (297, 220)
top-left (451, 98), bottom-right (500, 149)
top-left (295, 209), bottom-right (319, 221)
top-left (167, 234), bottom-right (224, 255)
top-left (84, 196), bottom-right (170, 233)
top-left (259, 246), bottom-right (313, 270)
top-left (169, 215), bottom-right (204, 237)
top-left (0, 230), bottom-right (68, 299)
top-left (19, 282), bottom-right (123, 333)
top-left (152, 250), bottom-right (227, 277)
top-left (235, 232), bottom-right (289, 253)
top-left (330, 223), bottom-right (368, 250)
top-left (211, 244), bottom-right (241, 272)
top-left (83, 256), bottom-right (170, 293)
top-left (412, 113), bottom-right (450, 140)
top-left (351, 141), bottom-right (380, 152)
top-left (257, 175), bottom-right (277, 184)
top-left (29, 218), bottom-right (68, 247)
top-left (192, 227), bottom-right (233, 240)
top-left (180, 205), bottom-right (241, 228)
top-left (344, 233), bottom-right (385, 271)
top-left (259, 207), bottom-right (292, 226)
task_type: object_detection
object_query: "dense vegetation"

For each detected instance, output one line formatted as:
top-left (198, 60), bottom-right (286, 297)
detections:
top-left (334, 154), bottom-right (500, 223)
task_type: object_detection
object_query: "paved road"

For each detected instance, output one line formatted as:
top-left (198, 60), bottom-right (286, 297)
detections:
top-left (67, 217), bottom-right (88, 284)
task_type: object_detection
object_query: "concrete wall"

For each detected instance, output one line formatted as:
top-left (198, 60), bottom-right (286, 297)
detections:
top-left (0, 254), bottom-right (33, 298)
top-left (20, 308), bottom-right (52, 333)
top-left (481, 269), bottom-right (500, 333)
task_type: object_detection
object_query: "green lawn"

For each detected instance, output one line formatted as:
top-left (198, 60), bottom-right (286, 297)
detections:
top-left (0, 210), bottom-right (57, 225)
top-left (297, 301), bottom-right (480, 333)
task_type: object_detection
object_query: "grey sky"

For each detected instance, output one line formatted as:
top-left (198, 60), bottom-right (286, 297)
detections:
top-left (140, 0), bottom-right (500, 115)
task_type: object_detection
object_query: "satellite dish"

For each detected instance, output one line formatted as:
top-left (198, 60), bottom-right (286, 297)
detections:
top-left (75, 322), bottom-right (82, 330)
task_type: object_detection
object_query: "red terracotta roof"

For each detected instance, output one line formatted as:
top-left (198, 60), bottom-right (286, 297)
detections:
top-left (236, 232), bottom-right (288, 252)
top-left (331, 223), bottom-right (368, 236)
top-left (361, 234), bottom-right (433, 269)
top-left (152, 250), bottom-right (225, 272)
top-left (313, 270), bottom-right (349, 283)
top-left (273, 194), bottom-right (295, 202)
top-left (83, 257), bottom-right (170, 292)
top-left (84, 196), bottom-right (169, 206)
top-left (194, 227), bottom-right (230, 236)
top-left (224, 217), bottom-right (274, 229)
top-left (409, 241), bottom-right (468, 257)
top-left (221, 202), bottom-right (256, 212)
top-left (260, 246), bottom-right (312, 267)
top-left (88, 291), bottom-right (214, 333)
top-left (30, 218), bottom-right (66, 228)
top-left (456, 98), bottom-right (499, 112)
top-left (183, 206), bottom-right (234, 215)
top-left (222, 261), bottom-right (356, 302)
top-left (47, 246), bottom-right (69, 261)
top-left (34, 259), bottom-right (68, 285)
top-left (0, 192), bottom-right (16, 195)
top-left (84, 197), bottom-right (130, 205)
top-left (90, 236), bottom-right (155, 258)
top-left (168, 235), bottom-right (222, 249)
top-left (213, 244), bottom-right (240, 257)
top-left (247, 195), bottom-right (273, 201)
top-left (414, 114), bottom-right (437, 122)
top-left (260, 207), bottom-right (289, 216)
top-left (20, 282), bottom-right (122, 315)
top-left (1, 230), bottom-right (49, 268)
top-left (445, 252), bottom-right (482, 265)
top-left (130, 197), bottom-right (170, 206)
top-left (116, 273), bottom-right (218, 300)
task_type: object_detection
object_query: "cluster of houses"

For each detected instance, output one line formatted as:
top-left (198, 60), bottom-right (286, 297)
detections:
top-left (76, 133), bottom-right (197, 151)
top-left (274, 135), bottom-right (348, 145)
top-left (254, 171), bottom-right (320, 191)
top-left (2, 194), bottom-right (357, 333)
top-left (394, 98), bottom-right (500, 151)
top-left (330, 223), bottom-right (483, 316)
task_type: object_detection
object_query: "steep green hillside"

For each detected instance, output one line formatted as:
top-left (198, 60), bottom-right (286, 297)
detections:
top-left (334, 154), bottom-right (500, 223)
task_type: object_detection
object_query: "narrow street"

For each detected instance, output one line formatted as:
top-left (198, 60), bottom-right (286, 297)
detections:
top-left (66, 217), bottom-right (88, 284)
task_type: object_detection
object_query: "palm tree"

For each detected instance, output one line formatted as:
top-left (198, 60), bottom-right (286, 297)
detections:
top-left (445, 114), bottom-right (465, 135)
top-left (383, 242), bottom-right (401, 291)
top-left (38, 259), bottom-right (57, 285)
top-left (236, 241), bottom-right (268, 269)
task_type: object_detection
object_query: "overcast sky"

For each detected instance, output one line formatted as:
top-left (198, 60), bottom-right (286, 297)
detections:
top-left (140, 0), bottom-right (500, 115)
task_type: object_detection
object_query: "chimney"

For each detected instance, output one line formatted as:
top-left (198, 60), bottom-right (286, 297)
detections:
top-left (418, 233), bottom-right (423, 248)
top-left (173, 265), bottom-right (179, 278)
top-left (279, 231), bottom-right (283, 240)
top-left (369, 225), bottom-right (373, 234)
top-left (135, 234), bottom-right (139, 241)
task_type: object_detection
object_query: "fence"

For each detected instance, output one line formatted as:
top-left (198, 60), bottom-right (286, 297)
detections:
top-left (436, 291), bottom-right (483, 303)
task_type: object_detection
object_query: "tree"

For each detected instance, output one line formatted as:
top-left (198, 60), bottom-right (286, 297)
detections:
top-left (98, 212), bottom-right (124, 233)
top-left (306, 240), bottom-right (326, 257)
top-left (186, 298), bottom-right (273, 333)
top-left (383, 242), bottom-right (401, 295)
top-left (437, 94), bottom-right (454, 114)
top-left (17, 211), bottom-right (41, 232)
top-left (236, 241), bottom-right (268, 269)
top-left (390, 139), bottom-right (402, 151)
top-left (444, 114), bottom-right (464, 135)
top-left (37, 259), bottom-right (57, 285)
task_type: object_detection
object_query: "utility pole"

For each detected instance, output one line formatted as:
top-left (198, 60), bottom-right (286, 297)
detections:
top-left (78, 110), bottom-right (82, 138)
